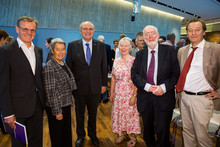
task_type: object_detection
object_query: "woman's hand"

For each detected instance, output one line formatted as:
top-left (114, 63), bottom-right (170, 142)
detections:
top-left (129, 96), bottom-right (137, 106)
top-left (56, 114), bottom-right (63, 120)
top-left (110, 94), bottom-right (114, 102)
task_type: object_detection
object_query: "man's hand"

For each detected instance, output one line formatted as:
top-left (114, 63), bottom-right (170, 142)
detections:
top-left (149, 85), bottom-right (157, 93)
top-left (4, 116), bottom-right (16, 129)
top-left (101, 86), bottom-right (107, 94)
top-left (152, 86), bottom-right (164, 96)
top-left (205, 90), bottom-right (220, 100)
top-left (56, 114), bottom-right (63, 120)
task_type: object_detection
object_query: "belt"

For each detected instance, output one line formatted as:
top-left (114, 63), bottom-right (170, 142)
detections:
top-left (184, 90), bottom-right (210, 95)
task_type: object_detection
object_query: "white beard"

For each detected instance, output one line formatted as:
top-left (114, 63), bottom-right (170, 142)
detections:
top-left (146, 38), bottom-right (158, 48)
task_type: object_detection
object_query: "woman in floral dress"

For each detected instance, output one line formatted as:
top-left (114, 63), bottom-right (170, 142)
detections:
top-left (110, 37), bottom-right (141, 147)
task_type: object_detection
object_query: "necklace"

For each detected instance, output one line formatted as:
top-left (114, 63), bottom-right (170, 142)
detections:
top-left (58, 61), bottom-right (64, 66)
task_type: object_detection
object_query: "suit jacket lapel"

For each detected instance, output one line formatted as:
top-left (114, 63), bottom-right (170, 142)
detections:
top-left (142, 48), bottom-right (148, 77)
top-left (91, 39), bottom-right (97, 66)
top-left (34, 46), bottom-right (41, 75)
top-left (13, 41), bottom-right (34, 75)
top-left (78, 40), bottom-right (88, 65)
top-left (157, 45), bottom-right (163, 83)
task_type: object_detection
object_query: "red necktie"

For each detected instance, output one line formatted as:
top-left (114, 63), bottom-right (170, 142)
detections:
top-left (176, 47), bottom-right (198, 93)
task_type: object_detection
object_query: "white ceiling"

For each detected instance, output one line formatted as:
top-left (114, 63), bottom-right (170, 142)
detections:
top-left (125, 0), bottom-right (220, 25)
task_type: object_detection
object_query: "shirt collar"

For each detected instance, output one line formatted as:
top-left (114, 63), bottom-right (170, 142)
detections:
top-left (190, 39), bottom-right (205, 50)
top-left (82, 38), bottom-right (92, 45)
top-left (17, 37), bottom-right (34, 49)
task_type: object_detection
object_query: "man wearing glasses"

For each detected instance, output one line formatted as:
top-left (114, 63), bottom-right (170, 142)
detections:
top-left (66, 21), bottom-right (107, 147)
top-left (130, 32), bottom-right (145, 57)
top-left (131, 25), bottom-right (180, 147)
top-left (0, 16), bottom-right (45, 147)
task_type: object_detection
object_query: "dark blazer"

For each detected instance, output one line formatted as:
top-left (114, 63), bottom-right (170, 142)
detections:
top-left (105, 43), bottom-right (112, 72)
top-left (66, 39), bottom-right (107, 95)
top-left (43, 57), bottom-right (77, 115)
top-left (131, 44), bottom-right (180, 113)
top-left (0, 41), bottom-right (45, 118)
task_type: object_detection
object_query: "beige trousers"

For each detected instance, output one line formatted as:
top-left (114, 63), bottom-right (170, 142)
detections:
top-left (181, 92), bottom-right (213, 147)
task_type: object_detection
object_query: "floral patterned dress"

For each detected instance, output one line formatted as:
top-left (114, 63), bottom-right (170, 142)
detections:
top-left (111, 56), bottom-right (141, 136)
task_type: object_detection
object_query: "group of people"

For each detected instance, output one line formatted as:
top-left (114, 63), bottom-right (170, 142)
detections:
top-left (0, 15), bottom-right (219, 147)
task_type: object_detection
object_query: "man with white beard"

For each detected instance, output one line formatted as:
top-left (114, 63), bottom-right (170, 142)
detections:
top-left (131, 25), bottom-right (180, 147)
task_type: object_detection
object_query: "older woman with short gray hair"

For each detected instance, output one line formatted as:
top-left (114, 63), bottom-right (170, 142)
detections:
top-left (43, 38), bottom-right (77, 147)
top-left (110, 37), bottom-right (141, 147)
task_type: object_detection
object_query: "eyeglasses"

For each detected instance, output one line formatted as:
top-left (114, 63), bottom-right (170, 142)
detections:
top-left (18, 27), bottom-right (36, 33)
top-left (145, 32), bottom-right (156, 37)
top-left (82, 28), bottom-right (94, 31)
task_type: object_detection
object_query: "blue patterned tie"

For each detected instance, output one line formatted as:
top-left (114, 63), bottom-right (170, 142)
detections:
top-left (147, 50), bottom-right (155, 85)
top-left (85, 43), bottom-right (91, 65)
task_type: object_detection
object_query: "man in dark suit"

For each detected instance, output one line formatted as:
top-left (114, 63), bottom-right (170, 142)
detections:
top-left (97, 35), bottom-right (112, 103)
top-left (0, 16), bottom-right (45, 147)
top-left (131, 25), bottom-right (180, 147)
top-left (66, 21), bottom-right (107, 147)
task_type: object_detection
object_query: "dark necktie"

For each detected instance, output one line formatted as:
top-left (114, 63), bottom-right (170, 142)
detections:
top-left (176, 47), bottom-right (198, 93)
top-left (85, 43), bottom-right (91, 65)
top-left (147, 50), bottom-right (155, 85)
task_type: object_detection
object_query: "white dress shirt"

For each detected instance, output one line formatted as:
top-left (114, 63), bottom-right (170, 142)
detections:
top-left (144, 44), bottom-right (166, 93)
top-left (17, 37), bottom-right (36, 75)
top-left (184, 39), bottom-right (213, 92)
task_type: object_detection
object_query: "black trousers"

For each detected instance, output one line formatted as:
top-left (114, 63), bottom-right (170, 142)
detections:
top-left (142, 94), bottom-right (173, 147)
top-left (11, 97), bottom-right (43, 147)
top-left (73, 93), bottom-right (100, 138)
top-left (46, 105), bottom-right (72, 147)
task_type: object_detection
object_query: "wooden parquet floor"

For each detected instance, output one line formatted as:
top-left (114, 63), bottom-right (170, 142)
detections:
top-left (0, 101), bottom-right (186, 147)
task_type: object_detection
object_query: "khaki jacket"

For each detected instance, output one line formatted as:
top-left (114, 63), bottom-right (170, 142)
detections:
top-left (178, 41), bottom-right (220, 110)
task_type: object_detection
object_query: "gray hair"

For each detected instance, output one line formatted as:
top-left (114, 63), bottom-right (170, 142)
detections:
top-left (143, 25), bottom-right (158, 36)
top-left (135, 32), bottom-right (143, 42)
top-left (50, 38), bottom-right (66, 50)
top-left (17, 16), bottom-right (38, 28)
top-left (118, 37), bottom-right (132, 50)
top-left (79, 21), bottom-right (95, 30)
top-left (97, 35), bottom-right (105, 42)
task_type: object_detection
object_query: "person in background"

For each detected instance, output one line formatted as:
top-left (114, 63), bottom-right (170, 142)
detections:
top-left (97, 35), bottom-right (112, 103)
top-left (111, 39), bottom-right (119, 62)
top-left (66, 21), bottom-right (107, 147)
top-left (6, 36), bottom-right (14, 44)
top-left (45, 37), bottom-right (54, 63)
top-left (131, 25), bottom-right (179, 147)
top-left (110, 37), bottom-right (141, 147)
top-left (115, 34), bottom-right (127, 59)
top-left (43, 38), bottom-right (77, 147)
top-left (158, 36), bottom-right (166, 44)
top-left (176, 18), bottom-right (220, 147)
top-left (0, 16), bottom-right (45, 147)
top-left (161, 33), bottom-right (175, 47)
top-left (0, 29), bottom-right (9, 135)
top-left (175, 39), bottom-right (186, 52)
top-left (0, 29), bottom-right (9, 46)
top-left (130, 32), bottom-right (144, 57)
top-left (132, 39), bottom-right (136, 49)
top-left (97, 35), bottom-right (112, 73)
